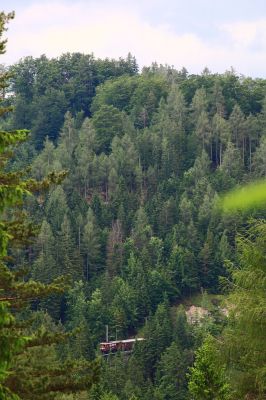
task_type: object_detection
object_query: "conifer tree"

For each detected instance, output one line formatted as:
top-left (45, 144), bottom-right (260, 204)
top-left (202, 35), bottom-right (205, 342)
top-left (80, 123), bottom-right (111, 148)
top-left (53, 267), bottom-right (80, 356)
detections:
top-left (188, 336), bottom-right (230, 400)
top-left (56, 111), bottom-right (78, 170)
top-left (82, 208), bottom-right (102, 280)
top-left (74, 118), bottom-right (97, 197)
top-left (45, 186), bottom-right (69, 232)
top-left (212, 113), bottom-right (230, 165)
top-left (32, 220), bottom-right (62, 318)
top-left (58, 214), bottom-right (83, 281)
top-left (31, 137), bottom-right (57, 180)
top-left (195, 110), bottom-right (211, 151)
top-left (155, 341), bottom-right (191, 400)
top-left (142, 300), bottom-right (173, 379)
top-left (65, 281), bottom-right (95, 360)
top-left (131, 207), bottom-right (152, 251)
top-left (252, 135), bottom-right (266, 177)
top-left (190, 88), bottom-right (208, 122)
top-left (221, 220), bottom-right (266, 399)
top-left (0, 14), bottom-right (99, 398)
top-left (219, 142), bottom-right (243, 188)
top-left (0, 12), bottom-right (32, 398)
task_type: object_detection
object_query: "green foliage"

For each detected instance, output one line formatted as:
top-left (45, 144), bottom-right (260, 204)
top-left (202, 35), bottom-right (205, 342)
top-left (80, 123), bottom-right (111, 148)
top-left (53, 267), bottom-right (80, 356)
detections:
top-left (0, 14), bottom-right (99, 399)
top-left (188, 335), bottom-right (230, 400)
top-left (221, 220), bottom-right (266, 398)
top-left (82, 208), bottom-right (103, 279)
top-left (221, 179), bottom-right (266, 212)
top-left (0, 12), bottom-right (32, 397)
top-left (0, 302), bottom-right (25, 400)
top-left (5, 23), bottom-right (266, 400)
top-left (92, 105), bottom-right (125, 154)
top-left (155, 342), bottom-right (191, 400)
top-left (10, 53), bottom-right (139, 149)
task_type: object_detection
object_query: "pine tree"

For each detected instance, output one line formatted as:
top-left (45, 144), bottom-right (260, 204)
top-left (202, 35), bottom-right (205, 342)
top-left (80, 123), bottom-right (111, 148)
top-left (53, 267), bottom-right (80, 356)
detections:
top-left (58, 214), bottom-right (83, 281)
top-left (195, 111), bottom-right (211, 151)
top-left (174, 305), bottom-right (192, 350)
top-left (211, 113), bottom-right (230, 165)
top-left (155, 341), bottom-right (191, 400)
top-left (221, 220), bottom-right (266, 399)
top-left (190, 88), bottom-right (208, 124)
top-left (155, 84), bottom-right (187, 177)
top-left (252, 135), bottom-right (266, 177)
top-left (55, 111), bottom-right (78, 173)
top-left (45, 186), bottom-right (69, 232)
top-left (0, 14), bottom-right (99, 398)
top-left (65, 281), bottom-right (95, 360)
top-left (0, 12), bottom-right (32, 398)
top-left (228, 104), bottom-right (246, 161)
top-left (218, 142), bottom-right (243, 189)
top-left (142, 300), bottom-right (173, 379)
top-left (74, 118), bottom-right (97, 198)
top-left (32, 220), bottom-right (57, 283)
top-left (82, 208), bottom-right (102, 280)
top-left (31, 136), bottom-right (57, 180)
top-left (131, 207), bottom-right (152, 251)
top-left (188, 335), bottom-right (230, 400)
top-left (106, 219), bottom-right (124, 278)
top-left (32, 220), bottom-right (62, 318)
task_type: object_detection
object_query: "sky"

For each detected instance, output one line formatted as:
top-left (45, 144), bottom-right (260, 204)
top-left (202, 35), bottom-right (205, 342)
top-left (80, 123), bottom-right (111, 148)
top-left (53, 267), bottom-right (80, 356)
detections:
top-left (1, 0), bottom-right (266, 77)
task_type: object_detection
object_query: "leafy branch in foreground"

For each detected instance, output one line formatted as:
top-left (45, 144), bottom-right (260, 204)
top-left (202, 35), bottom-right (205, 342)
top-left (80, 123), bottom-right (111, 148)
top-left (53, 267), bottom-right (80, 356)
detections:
top-left (220, 179), bottom-right (266, 212)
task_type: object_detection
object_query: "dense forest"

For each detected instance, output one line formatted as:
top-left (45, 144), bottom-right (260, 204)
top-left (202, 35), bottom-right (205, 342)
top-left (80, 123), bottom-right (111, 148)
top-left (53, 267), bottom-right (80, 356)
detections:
top-left (1, 11), bottom-right (266, 400)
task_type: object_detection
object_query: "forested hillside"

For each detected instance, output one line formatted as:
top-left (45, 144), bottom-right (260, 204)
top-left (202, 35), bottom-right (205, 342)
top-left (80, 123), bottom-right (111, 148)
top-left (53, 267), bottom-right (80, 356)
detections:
top-left (2, 49), bottom-right (266, 399)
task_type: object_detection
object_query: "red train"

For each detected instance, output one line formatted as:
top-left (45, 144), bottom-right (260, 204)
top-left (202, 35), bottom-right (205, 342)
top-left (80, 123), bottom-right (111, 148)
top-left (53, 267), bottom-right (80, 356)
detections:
top-left (100, 338), bottom-right (144, 354)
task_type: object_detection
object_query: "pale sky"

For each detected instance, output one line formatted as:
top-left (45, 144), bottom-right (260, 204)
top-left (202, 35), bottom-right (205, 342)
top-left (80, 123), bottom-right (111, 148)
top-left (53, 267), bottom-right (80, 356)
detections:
top-left (1, 0), bottom-right (266, 77)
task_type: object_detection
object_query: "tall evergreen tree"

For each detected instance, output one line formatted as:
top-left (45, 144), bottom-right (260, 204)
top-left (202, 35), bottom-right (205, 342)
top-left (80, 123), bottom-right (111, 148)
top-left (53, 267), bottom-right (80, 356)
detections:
top-left (82, 208), bottom-right (103, 280)
top-left (0, 13), bottom-right (99, 399)
top-left (188, 336), bottom-right (230, 400)
top-left (221, 220), bottom-right (266, 399)
top-left (58, 214), bottom-right (83, 281)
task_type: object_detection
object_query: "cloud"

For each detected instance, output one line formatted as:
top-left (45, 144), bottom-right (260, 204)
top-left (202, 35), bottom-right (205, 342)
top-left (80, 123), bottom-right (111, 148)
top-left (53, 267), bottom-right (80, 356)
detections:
top-left (222, 19), bottom-right (266, 51)
top-left (2, 1), bottom-right (266, 77)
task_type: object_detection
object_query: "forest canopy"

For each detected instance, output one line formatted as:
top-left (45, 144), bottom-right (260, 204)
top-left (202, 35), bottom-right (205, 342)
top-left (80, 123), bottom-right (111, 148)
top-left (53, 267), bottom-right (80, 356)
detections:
top-left (1, 10), bottom-right (266, 399)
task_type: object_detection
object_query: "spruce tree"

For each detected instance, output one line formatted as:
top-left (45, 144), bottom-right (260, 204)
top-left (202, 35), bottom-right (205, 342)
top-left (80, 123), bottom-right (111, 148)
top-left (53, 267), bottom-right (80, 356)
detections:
top-left (0, 13), bottom-right (99, 398)
top-left (221, 220), bottom-right (266, 399)
top-left (188, 336), bottom-right (230, 400)
top-left (82, 208), bottom-right (102, 280)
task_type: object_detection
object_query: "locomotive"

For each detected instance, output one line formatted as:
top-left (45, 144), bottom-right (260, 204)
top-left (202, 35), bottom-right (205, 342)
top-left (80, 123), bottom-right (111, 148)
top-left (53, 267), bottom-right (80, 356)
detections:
top-left (100, 338), bottom-right (144, 354)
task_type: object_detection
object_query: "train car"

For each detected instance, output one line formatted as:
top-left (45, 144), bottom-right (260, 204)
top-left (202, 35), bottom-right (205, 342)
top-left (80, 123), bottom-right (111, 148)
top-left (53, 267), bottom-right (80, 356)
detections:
top-left (99, 341), bottom-right (120, 354)
top-left (100, 338), bottom-right (144, 355)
